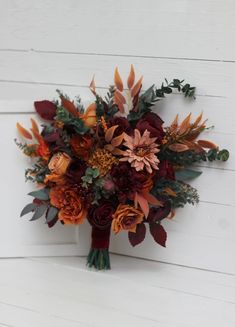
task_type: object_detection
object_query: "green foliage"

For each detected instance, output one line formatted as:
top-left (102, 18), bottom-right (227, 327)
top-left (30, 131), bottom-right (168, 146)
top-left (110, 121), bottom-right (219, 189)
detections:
top-left (160, 148), bottom-right (230, 166)
top-left (28, 188), bottom-right (50, 201)
top-left (95, 96), bottom-right (105, 118)
top-left (30, 204), bottom-right (48, 221)
top-left (55, 106), bottom-right (89, 135)
top-left (152, 179), bottom-right (199, 209)
top-left (14, 139), bottom-right (37, 157)
top-left (82, 167), bottom-right (100, 188)
top-left (20, 203), bottom-right (37, 217)
top-left (46, 206), bottom-right (59, 223)
top-left (25, 162), bottom-right (49, 183)
top-left (175, 169), bottom-right (202, 180)
top-left (128, 78), bottom-right (196, 121)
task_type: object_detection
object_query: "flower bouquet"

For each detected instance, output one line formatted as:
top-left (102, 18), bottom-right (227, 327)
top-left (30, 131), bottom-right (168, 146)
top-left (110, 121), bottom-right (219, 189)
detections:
top-left (16, 66), bottom-right (229, 270)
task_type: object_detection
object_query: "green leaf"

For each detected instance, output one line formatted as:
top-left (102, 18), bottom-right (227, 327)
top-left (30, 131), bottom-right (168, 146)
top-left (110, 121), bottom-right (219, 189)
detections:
top-left (92, 168), bottom-right (100, 178)
top-left (175, 169), bottom-right (202, 180)
top-left (218, 149), bottom-right (229, 161)
top-left (20, 203), bottom-right (37, 217)
top-left (46, 206), bottom-right (59, 223)
top-left (28, 188), bottom-right (50, 200)
top-left (30, 204), bottom-right (48, 221)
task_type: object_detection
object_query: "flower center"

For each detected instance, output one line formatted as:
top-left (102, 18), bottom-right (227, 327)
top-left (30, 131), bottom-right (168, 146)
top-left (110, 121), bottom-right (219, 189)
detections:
top-left (135, 146), bottom-right (149, 157)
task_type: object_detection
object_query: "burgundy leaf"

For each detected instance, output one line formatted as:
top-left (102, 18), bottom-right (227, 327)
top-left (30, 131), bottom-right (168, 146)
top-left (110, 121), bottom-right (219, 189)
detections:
top-left (34, 100), bottom-right (57, 120)
top-left (147, 195), bottom-right (171, 223)
top-left (47, 217), bottom-right (58, 228)
top-left (149, 223), bottom-right (167, 247)
top-left (128, 223), bottom-right (146, 247)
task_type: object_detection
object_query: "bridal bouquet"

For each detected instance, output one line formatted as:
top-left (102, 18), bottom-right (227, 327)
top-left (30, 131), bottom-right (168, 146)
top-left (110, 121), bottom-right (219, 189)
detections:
top-left (16, 66), bottom-right (229, 269)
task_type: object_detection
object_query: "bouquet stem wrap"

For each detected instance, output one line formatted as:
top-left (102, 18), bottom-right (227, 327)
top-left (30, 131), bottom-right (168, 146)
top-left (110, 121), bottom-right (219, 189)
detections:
top-left (87, 226), bottom-right (111, 270)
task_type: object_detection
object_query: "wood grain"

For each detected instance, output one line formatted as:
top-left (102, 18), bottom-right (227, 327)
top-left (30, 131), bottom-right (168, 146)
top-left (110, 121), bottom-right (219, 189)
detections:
top-left (1, 0), bottom-right (235, 61)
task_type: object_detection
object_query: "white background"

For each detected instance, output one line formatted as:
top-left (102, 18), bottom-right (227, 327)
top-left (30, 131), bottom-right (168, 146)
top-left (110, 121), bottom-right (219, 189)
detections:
top-left (0, 0), bottom-right (234, 274)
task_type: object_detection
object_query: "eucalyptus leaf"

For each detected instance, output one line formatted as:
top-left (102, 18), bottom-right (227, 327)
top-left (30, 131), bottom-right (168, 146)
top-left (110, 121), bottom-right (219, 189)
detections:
top-left (20, 203), bottom-right (37, 217)
top-left (46, 206), bottom-right (59, 223)
top-left (28, 188), bottom-right (50, 200)
top-left (30, 204), bottom-right (48, 221)
top-left (175, 169), bottom-right (202, 180)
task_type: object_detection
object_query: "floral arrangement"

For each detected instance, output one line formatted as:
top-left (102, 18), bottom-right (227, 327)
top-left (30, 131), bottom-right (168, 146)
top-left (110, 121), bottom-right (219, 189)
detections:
top-left (16, 66), bottom-right (229, 270)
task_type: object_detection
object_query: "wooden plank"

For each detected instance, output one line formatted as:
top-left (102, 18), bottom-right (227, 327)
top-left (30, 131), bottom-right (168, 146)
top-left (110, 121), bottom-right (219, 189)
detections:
top-left (1, 0), bottom-right (235, 61)
top-left (0, 51), bottom-right (235, 98)
top-left (0, 303), bottom-right (84, 327)
top-left (0, 257), bottom-right (234, 326)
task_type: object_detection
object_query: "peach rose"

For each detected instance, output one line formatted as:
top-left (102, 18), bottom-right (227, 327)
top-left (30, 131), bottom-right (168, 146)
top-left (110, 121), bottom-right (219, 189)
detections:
top-left (50, 186), bottom-right (87, 225)
top-left (48, 152), bottom-right (71, 175)
top-left (112, 204), bottom-right (144, 234)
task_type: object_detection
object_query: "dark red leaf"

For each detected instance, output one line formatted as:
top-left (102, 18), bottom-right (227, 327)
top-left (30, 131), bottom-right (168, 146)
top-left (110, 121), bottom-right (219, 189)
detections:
top-left (128, 223), bottom-right (146, 247)
top-left (149, 223), bottom-right (167, 247)
top-left (47, 217), bottom-right (58, 228)
top-left (34, 100), bottom-right (57, 120)
top-left (147, 196), bottom-right (171, 223)
top-left (33, 198), bottom-right (43, 205)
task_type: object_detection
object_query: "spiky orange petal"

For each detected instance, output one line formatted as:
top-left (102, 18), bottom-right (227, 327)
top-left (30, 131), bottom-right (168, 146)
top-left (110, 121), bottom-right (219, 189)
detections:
top-left (127, 64), bottom-right (135, 89)
top-left (131, 76), bottom-right (143, 97)
top-left (114, 67), bottom-right (124, 92)
top-left (16, 123), bottom-right (32, 139)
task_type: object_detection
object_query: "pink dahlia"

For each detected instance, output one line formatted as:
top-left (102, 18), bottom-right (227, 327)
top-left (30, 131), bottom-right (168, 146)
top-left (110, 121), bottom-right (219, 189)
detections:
top-left (120, 129), bottom-right (160, 173)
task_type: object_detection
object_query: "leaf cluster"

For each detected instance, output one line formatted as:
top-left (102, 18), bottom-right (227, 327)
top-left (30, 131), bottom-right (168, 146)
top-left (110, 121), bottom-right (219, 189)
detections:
top-left (152, 179), bottom-right (199, 209)
top-left (55, 106), bottom-right (89, 134)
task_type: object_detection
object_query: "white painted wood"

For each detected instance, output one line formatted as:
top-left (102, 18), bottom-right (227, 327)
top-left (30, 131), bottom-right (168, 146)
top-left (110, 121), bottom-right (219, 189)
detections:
top-left (1, 0), bottom-right (235, 61)
top-left (0, 51), bottom-right (235, 98)
top-left (0, 114), bottom-right (84, 257)
top-left (0, 255), bottom-right (234, 327)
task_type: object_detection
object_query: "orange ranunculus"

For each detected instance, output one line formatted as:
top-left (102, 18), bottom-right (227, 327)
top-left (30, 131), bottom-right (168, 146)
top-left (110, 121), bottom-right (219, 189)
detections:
top-left (70, 134), bottom-right (93, 160)
top-left (50, 186), bottom-right (87, 225)
top-left (44, 173), bottom-right (66, 185)
top-left (112, 204), bottom-right (144, 234)
top-left (48, 152), bottom-right (71, 175)
top-left (81, 103), bottom-right (97, 128)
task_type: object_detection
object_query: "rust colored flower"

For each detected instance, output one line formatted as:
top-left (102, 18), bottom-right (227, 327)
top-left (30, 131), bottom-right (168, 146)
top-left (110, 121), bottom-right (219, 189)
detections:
top-left (44, 173), bottom-right (66, 185)
top-left (37, 141), bottom-right (50, 161)
top-left (50, 186), bottom-right (87, 225)
top-left (112, 204), bottom-right (144, 234)
top-left (88, 148), bottom-right (117, 176)
top-left (48, 152), bottom-right (71, 175)
top-left (120, 129), bottom-right (160, 174)
top-left (70, 134), bottom-right (93, 160)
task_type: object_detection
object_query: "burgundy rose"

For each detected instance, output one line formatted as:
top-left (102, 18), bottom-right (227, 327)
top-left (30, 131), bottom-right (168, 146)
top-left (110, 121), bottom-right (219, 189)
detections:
top-left (155, 160), bottom-right (175, 180)
top-left (34, 100), bottom-right (57, 120)
top-left (65, 161), bottom-right (87, 184)
top-left (136, 112), bottom-right (165, 140)
top-left (110, 162), bottom-right (149, 202)
top-left (109, 116), bottom-right (133, 136)
top-left (88, 201), bottom-right (117, 230)
top-left (147, 195), bottom-right (171, 223)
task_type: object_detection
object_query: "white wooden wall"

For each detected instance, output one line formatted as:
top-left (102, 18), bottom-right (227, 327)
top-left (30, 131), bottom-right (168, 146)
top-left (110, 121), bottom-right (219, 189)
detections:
top-left (0, 0), bottom-right (234, 273)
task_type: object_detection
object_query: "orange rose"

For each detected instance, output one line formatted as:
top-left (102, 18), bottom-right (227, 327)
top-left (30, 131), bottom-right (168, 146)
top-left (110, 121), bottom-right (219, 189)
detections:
top-left (50, 186), bottom-right (87, 225)
top-left (48, 152), bottom-right (71, 175)
top-left (112, 204), bottom-right (144, 234)
top-left (70, 134), bottom-right (93, 160)
top-left (44, 173), bottom-right (66, 185)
